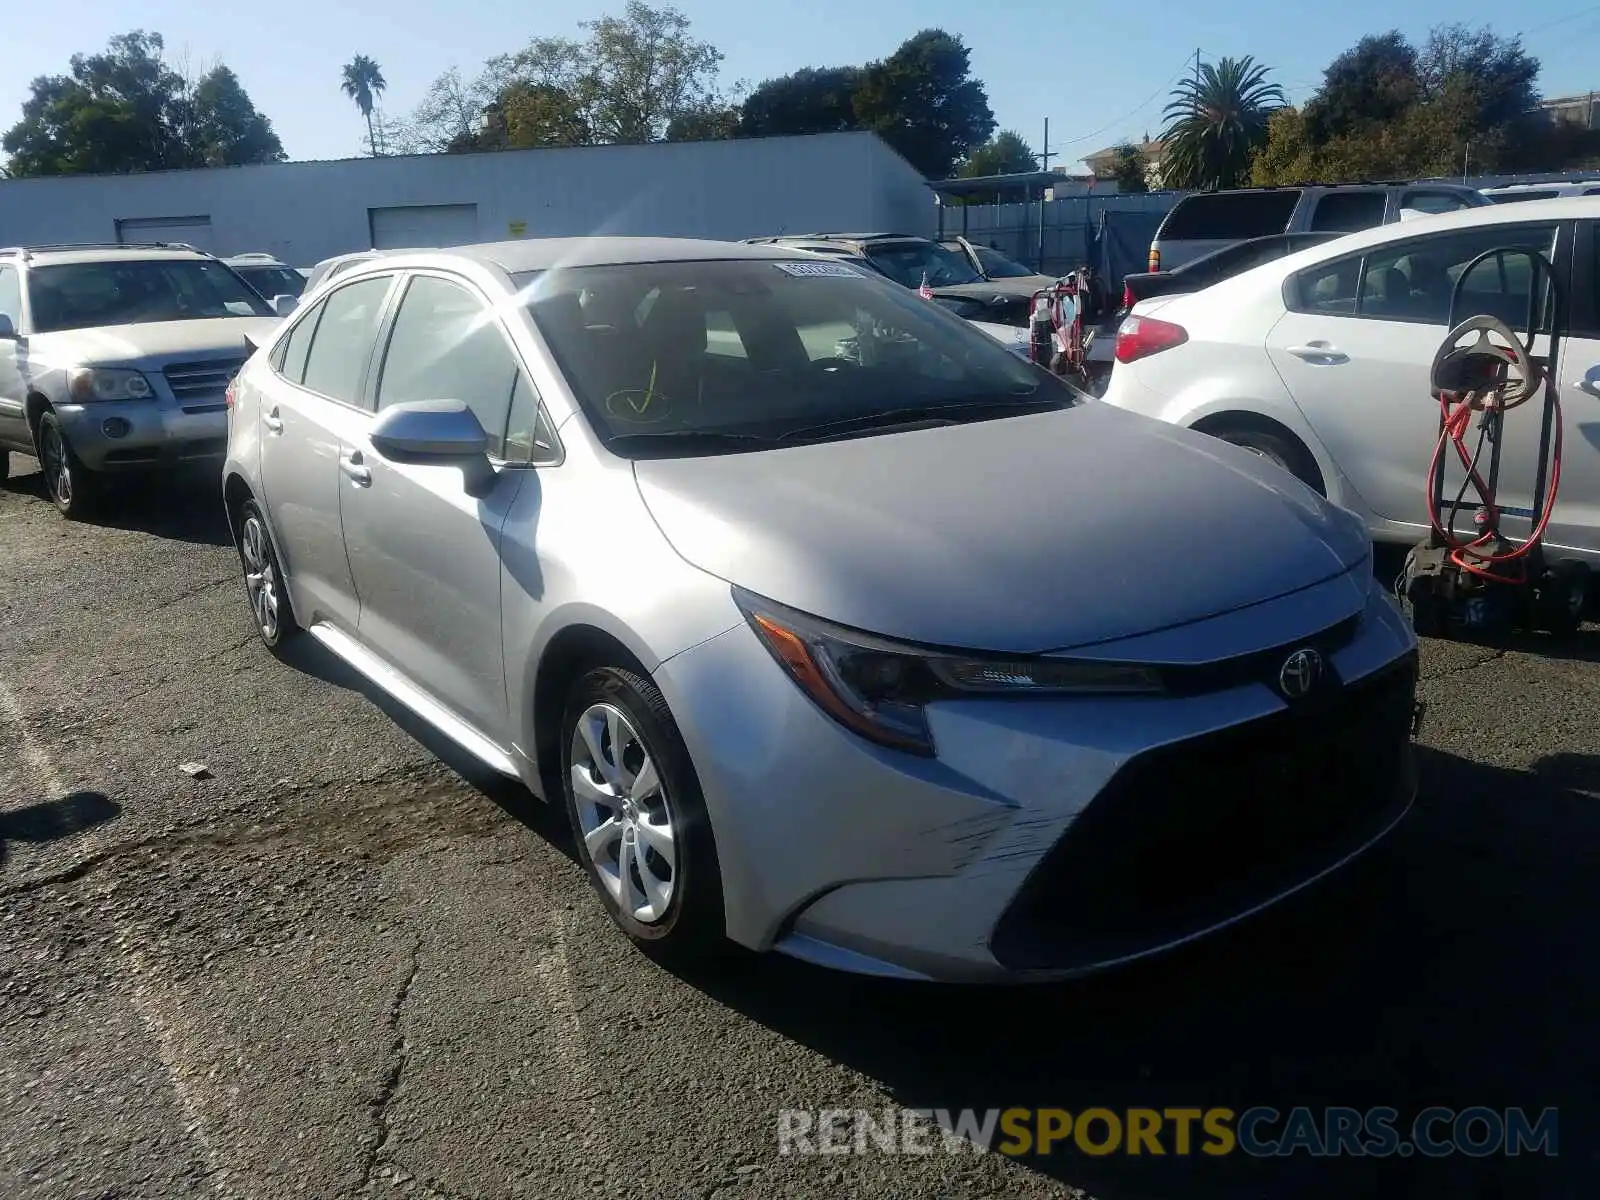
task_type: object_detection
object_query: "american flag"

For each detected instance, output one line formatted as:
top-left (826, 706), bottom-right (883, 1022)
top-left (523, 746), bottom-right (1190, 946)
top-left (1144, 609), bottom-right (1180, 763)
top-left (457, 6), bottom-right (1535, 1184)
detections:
top-left (918, 271), bottom-right (933, 300)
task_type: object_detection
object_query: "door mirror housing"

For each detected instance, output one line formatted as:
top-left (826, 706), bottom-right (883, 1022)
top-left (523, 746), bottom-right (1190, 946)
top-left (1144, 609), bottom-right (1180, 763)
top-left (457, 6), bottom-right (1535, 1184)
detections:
top-left (271, 294), bottom-right (299, 318)
top-left (369, 400), bottom-right (495, 495)
top-left (0, 314), bottom-right (16, 340)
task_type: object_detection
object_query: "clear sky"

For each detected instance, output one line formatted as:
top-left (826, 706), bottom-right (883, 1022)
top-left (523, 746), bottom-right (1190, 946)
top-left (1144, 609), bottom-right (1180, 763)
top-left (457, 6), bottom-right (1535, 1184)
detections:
top-left (3, 0), bottom-right (1597, 173)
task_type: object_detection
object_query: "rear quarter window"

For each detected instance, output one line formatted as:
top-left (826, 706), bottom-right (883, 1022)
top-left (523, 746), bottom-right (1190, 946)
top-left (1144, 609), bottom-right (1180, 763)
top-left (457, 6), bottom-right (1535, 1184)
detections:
top-left (1158, 191), bottom-right (1302, 241)
top-left (1308, 191), bottom-right (1388, 233)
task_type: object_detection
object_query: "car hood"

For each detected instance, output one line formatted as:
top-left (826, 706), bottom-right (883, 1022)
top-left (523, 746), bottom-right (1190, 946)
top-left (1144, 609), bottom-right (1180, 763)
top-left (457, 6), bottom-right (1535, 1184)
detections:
top-left (632, 404), bottom-right (1370, 654)
top-left (34, 317), bottom-right (280, 367)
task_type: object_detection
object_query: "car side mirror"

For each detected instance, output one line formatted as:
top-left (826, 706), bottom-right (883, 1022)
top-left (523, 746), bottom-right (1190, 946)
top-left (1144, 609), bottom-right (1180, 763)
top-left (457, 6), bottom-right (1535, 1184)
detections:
top-left (271, 294), bottom-right (298, 318)
top-left (0, 314), bottom-right (16, 340)
top-left (369, 399), bottom-right (495, 496)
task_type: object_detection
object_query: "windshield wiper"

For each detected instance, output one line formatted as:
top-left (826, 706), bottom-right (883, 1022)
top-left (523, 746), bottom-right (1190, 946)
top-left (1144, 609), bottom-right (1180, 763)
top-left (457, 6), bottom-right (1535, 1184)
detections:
top-left (775, 397), bottom-right (1061, 444)
top-left (605, 429), bottom-right (777, 454)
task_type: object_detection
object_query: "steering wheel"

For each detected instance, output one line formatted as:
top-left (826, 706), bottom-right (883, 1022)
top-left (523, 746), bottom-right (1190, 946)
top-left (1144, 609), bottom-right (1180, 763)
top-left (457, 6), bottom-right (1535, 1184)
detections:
top-left (1429, 315), bottom-right (1539, 411)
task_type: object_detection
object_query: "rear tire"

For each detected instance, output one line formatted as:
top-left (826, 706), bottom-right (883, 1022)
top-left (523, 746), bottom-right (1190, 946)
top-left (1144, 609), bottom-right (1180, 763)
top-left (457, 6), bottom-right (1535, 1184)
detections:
top-left (561, 666), bottom-right (725, 962)
top-left (1532, 560), bottom-right (1589, 637)
top-left (0, 449), bottom-right (9, 484)
top-left (1208, 423), bottom-right (1325, 495)
top-left (35, 411), bottom-right (100, 519)
top-left (235, 499), bottom-right (299, 650)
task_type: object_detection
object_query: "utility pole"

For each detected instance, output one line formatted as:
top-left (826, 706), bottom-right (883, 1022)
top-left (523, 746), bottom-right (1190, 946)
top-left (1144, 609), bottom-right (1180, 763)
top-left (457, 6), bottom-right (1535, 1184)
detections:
top-left (1037, 116), bottom-right (1050, 272)
top-left (1039, 116), bottom-right (1056, 173)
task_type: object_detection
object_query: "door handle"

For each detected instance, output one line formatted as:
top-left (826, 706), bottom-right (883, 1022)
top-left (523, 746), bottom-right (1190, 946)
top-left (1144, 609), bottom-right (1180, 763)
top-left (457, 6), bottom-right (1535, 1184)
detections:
top-left (339, 451), bottom-right (371, 487)
top-left (263, 409), bottom-right (283, 434)
top-left (1286, 343), bottom-right (1349, 364)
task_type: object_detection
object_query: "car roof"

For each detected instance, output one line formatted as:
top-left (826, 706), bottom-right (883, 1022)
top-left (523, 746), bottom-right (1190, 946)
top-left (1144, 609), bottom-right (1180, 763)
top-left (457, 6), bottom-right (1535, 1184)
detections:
top-left (0, 244), bottom-right (213, 265)
top-left (342, 237), bottom-right (828, 275)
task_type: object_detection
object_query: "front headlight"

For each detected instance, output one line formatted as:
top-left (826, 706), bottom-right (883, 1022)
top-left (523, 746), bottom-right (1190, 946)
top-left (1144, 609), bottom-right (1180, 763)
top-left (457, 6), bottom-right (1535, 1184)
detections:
top-left (67, 367), bottom-right (154, 402)
top-left (734, 588), bottom-right (1163, 757)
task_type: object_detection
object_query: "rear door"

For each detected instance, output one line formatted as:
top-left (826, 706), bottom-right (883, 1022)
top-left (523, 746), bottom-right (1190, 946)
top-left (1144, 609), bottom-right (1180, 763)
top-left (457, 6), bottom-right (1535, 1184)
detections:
top-left (256, 273), bottom-right (399, 631)
top-left (1265, 219), bottom-right (1564, 534)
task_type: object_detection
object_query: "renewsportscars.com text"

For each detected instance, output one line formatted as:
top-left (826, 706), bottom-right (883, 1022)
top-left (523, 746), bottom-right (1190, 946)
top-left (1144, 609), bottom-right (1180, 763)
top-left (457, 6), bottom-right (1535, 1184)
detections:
top-left (777, 1106), bottom-right (1559, 1159)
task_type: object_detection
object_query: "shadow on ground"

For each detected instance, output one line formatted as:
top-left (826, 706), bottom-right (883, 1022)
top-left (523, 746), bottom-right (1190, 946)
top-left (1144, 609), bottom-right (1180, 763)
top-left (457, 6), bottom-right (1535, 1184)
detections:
top-left (2, 455), bottom-right (232, 547)
top-left (665, 746), bottom-right (1598, 1199)
top-left (0, 791), bottom-right (121, 870)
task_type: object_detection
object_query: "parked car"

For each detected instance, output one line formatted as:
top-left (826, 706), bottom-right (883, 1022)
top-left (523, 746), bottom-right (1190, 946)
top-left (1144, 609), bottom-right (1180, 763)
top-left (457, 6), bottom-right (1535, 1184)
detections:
top-left (1100, 197), bottom-right (1600, 564)
top-left (743, 232), bottom-right (1053, 325)
top-left (1082, 233), bottom-right (1348, 384)
top-left (1147, 183), bottom-right (1490, 273)
top-left (1481, 181), bottom-right (1600, 203)
top-left (224, 252), bottom-right (308, 305)
top-left (222, 235), bottom-right (1421, 982)
top-left (0, 242), bottom-right (279, 514)
top-left (302, 249), bottom-right (396, 295)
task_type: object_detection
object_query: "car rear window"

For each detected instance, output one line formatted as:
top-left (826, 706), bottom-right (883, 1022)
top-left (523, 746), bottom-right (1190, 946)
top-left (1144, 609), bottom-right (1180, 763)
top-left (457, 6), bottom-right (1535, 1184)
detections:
top-left (1489, 191), bottom-right (1558, 203)
top-left (1157, 191), bottom-right (1302, 241)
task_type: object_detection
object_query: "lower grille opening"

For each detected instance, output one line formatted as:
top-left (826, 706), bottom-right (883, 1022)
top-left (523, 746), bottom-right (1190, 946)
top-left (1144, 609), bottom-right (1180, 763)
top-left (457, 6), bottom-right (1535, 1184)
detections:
top-left (989, 654), bottom-right (1419, 971)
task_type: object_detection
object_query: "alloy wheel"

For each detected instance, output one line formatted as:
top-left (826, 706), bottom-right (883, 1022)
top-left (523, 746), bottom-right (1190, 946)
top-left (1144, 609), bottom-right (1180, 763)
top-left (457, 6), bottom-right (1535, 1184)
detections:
top-left (40, 424), bottom-right (71, 507)
top-left (239, 513), bottom-right (282, 641)
top-left (569, 702), bottom-right (678, 923)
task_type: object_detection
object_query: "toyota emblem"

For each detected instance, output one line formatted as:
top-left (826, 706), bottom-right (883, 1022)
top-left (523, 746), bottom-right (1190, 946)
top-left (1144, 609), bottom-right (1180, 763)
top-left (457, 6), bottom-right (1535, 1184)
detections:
top-left (1278, 648), bottom-right (1323, 699)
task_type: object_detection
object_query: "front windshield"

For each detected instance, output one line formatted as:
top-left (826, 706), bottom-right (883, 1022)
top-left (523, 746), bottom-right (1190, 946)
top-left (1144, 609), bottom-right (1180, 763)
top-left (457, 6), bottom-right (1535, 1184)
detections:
top-left (517, 258), bottom-right (1073, 455)
top-left (234, 265), bottom-right (306, 299)
top-left (973, 245), bottom-right (1037, 278)
top-left (27, 260), bottom-right (275, 332)
top-left (863, 240), bottom-right (982, 288)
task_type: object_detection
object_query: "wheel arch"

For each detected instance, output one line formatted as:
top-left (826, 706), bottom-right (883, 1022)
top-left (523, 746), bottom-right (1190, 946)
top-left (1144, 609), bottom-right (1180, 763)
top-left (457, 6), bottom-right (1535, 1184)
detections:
top-left (1190, 408), bottom-right (1329, 496)
top-left (530, 622), bottom-right (653, 804)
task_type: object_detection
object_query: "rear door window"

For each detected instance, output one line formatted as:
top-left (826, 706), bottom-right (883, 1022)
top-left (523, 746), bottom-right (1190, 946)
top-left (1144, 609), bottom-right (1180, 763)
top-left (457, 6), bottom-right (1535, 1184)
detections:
top-left (273, 296), bottom-right (326, 384)
top-left (1308, 191), bottom-right (1388, 233)
top-left (299, 276), bottom-right (394, 407)
top-left (1158, 191), bottom-right (1301, 241)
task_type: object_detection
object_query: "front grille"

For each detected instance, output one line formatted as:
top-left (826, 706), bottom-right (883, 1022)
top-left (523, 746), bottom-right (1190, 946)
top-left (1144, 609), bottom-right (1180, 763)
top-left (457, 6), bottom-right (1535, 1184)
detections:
top-left (989, 653), bottom-right (1419, 971)
top-left (164, 358), bottom-right (244, 411)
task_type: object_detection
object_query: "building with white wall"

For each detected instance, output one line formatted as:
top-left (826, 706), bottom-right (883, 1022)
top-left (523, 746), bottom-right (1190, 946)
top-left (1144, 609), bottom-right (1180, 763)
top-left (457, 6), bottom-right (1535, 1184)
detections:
top-left (0, 132), bottom-right (933, 266)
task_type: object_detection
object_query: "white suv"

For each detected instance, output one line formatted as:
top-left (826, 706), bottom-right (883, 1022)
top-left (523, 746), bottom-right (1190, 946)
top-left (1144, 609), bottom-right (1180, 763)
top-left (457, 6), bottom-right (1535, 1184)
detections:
top-left (1100, 197), bottom-right (1600, 563)
top-left (0, 243), bottom-right (280, 516)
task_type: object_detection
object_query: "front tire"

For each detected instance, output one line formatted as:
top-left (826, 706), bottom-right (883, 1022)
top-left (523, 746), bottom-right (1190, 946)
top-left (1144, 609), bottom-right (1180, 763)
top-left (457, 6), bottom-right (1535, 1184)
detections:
top-left (561, 666), bottom-right (725, 960)
top-left (236, 499), bottom-right (298, 650)
top-left (35, 411), bottom-right (99, 518)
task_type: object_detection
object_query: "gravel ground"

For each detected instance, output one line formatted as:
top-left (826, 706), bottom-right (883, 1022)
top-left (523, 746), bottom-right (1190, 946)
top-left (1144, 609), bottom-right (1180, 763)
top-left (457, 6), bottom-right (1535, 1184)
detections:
top-left (1, 454), bottom-right (1595, 1200)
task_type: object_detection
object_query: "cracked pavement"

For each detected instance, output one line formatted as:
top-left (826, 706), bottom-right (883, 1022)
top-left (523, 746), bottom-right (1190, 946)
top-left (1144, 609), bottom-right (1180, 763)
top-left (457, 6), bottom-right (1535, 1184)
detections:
top-left (1, 459), bottom-right (1597, 1199)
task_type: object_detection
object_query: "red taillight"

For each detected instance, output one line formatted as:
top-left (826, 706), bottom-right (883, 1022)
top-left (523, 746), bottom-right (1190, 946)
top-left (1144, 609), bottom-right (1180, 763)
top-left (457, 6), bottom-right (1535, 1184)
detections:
top-left (1115, 315), bottom-right (1188, 364)
top-left (1121, 283), bottom-right (1136, 309)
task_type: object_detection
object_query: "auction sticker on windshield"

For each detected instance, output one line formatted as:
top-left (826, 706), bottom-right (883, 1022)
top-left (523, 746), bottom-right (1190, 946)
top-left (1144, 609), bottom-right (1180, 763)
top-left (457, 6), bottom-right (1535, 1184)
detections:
top-left (773, 261), bottom-right (862, 277)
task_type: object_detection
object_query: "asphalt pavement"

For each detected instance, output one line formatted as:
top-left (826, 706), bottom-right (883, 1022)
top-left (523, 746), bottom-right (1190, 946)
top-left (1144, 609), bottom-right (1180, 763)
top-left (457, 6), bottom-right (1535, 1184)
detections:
top-left (1, 454), bottom-right (1595, 1200)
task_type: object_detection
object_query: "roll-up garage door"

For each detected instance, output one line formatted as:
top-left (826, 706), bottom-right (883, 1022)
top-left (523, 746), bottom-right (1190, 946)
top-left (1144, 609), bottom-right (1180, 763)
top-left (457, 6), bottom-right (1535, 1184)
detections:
top-left (115, 215), bottom-right (215, 251)
top-left (368, 204), bottom-right (479, 250)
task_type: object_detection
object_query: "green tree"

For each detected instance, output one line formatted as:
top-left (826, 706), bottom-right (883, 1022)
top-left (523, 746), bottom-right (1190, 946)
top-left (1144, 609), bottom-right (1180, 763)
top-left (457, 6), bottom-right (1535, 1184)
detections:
top-left (3, 31), bottom-right (283, 177)
top-left (960, 130), bottom-right (1036, 177)
top-left (188, 66), bottom-right (286, 167)
top-left (341, 54), bottom-right (387, 156)
top-left (739, 66), bottom-right (863, 137)
top-left (1158, 55), bottom-right (1285, 189)
top-left (851, 30), bottom-right (995, 178)
top-left (1253, 24), bottom-right (1559, 184)
top-left (1107, 143), bottom-right (1150, 192)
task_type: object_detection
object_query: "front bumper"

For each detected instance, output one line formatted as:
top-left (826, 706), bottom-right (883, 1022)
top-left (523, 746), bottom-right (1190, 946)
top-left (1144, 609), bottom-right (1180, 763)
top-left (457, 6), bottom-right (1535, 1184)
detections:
top-left (51, 400), bottom-right (228, 471)
top-left (652, 572), bottom-right (1419, 983)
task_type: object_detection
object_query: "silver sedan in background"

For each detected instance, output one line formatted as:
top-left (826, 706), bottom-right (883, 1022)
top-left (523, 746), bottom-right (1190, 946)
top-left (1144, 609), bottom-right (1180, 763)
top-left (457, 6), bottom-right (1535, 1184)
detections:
top-left (222, 237), bottom-right (1421, 983)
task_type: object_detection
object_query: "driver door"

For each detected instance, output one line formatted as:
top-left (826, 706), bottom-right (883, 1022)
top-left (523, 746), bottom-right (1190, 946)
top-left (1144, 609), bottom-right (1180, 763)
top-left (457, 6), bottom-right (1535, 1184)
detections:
top-left (338, 271), bottom-right (536, 745)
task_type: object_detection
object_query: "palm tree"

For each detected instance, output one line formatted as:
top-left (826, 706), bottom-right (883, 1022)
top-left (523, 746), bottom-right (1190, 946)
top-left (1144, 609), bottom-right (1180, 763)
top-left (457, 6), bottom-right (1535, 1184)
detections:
top-left (1158, 56), bottom-right (1285, 190)
top-left (341, 55), bottom-right (388, 156)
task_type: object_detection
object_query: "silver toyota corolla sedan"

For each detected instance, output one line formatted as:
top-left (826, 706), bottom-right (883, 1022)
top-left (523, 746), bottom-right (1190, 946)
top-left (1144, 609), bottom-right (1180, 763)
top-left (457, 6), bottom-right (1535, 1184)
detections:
top-left (221, 237), bottom-right (1422, 983)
